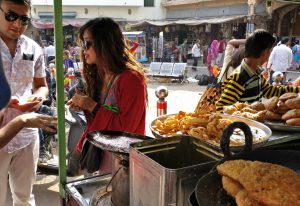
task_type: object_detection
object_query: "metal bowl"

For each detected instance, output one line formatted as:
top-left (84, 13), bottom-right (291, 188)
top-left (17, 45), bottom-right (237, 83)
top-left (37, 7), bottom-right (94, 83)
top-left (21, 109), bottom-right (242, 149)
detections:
top-left (150, 113), bottom-right (272, 151)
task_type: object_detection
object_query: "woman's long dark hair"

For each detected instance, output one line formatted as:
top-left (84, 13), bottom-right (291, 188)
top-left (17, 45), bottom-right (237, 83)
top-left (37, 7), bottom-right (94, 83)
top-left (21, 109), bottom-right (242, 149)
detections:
top-left (79, 17), bottom-right (147, 100)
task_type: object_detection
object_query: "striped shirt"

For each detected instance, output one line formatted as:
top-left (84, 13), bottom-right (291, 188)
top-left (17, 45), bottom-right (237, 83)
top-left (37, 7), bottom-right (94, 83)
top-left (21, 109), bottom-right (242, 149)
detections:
top-left (216, 60), bottom-right (300, 112)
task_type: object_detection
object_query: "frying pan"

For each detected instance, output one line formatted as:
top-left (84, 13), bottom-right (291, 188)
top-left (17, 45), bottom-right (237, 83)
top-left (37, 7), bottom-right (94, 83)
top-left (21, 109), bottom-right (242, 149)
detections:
top-left (190, 122), bottom-right (300, 206)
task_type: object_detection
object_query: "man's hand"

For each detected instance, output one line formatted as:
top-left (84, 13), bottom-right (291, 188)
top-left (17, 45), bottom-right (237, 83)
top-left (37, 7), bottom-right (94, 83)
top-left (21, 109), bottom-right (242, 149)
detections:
top-left (19, 113), bottom-right (57, 133)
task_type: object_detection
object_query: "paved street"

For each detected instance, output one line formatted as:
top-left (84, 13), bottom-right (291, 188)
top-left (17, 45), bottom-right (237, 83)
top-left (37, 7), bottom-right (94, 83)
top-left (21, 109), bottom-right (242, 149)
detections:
top-left (5, 64), bottom-right (300, 205)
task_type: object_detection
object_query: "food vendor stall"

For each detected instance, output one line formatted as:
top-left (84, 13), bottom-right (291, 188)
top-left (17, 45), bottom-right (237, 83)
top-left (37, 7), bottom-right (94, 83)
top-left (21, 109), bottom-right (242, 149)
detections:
top-left (51, 2), bottom-right (300, 206)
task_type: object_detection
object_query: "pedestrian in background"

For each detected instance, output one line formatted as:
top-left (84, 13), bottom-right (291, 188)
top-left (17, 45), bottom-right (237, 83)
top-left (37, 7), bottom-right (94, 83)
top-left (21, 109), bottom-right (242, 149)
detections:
top-left (179, 39), bottom-right (188, 63)
top-left (63, 50), bottom-right (74, 74)
top-left (217, 37), bottom-right (226, 67)
top-left (292, 39), bottom-right (300, 71)
top-left (45, 41), bottom-right (55, 65)
top-left (0, 0), bottom-right (49, 205)
top-left (67, 17), bottom-right (147, 174)
top-left (267, 37), bottom-right (293, 84)
top-left (209, 39), bottom-right (219, 66)
top-left (191, 39), bottom-right (201, 70)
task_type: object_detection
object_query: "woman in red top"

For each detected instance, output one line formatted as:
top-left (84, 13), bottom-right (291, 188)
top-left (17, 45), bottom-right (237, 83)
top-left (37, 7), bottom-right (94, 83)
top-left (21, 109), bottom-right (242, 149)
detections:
top-left (67, 18), bottom-right (147, 174)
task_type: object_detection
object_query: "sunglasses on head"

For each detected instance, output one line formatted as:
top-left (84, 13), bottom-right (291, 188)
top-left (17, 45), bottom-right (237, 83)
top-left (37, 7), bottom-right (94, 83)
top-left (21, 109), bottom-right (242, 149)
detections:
top-left (0, 7), bottom-right (31, 25)
top-left (81, 40), bottom-right (93, 50)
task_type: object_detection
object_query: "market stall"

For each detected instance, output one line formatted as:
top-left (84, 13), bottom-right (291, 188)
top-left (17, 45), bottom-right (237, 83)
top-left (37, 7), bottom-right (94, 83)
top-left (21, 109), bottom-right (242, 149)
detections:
top-left (50, 2), bottom-right (300, 205)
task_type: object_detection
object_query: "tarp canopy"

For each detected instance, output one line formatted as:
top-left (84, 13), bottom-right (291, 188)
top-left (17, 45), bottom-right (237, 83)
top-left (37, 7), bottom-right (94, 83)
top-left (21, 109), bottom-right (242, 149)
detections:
top-left (31, 18), bottom-right (89, 29)
top-left (274, 0), bottom-right (300, 3)
top-left (129, 15), bottom-right (246, 27)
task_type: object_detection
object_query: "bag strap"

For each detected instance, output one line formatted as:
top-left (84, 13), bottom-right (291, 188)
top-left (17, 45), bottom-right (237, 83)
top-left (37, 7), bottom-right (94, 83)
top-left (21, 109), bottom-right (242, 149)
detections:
top-left (217, 64), bottom-right (230, 83)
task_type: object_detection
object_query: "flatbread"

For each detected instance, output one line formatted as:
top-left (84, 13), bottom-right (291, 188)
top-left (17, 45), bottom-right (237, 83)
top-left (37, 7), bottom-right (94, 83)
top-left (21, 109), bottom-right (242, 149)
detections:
top-left (222, 176), bottom-right (243, 198)
top-left (235, 190), bottom-right (262, 206)
top-left (239, 161), bottom-right (300, 206)
top-left (218, 160), bottom-right (300, 206)
top-left (217, 160), bottom-right (249, 181)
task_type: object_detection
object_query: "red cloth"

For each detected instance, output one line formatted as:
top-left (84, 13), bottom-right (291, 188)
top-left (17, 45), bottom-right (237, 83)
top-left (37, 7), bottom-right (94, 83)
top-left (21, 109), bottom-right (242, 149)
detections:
top-left (76, 70), bottom-right (147, 153)
top-left (218, 40), bottom-right (226, 53)
top-left (129, 41), bottom-right (140, 54)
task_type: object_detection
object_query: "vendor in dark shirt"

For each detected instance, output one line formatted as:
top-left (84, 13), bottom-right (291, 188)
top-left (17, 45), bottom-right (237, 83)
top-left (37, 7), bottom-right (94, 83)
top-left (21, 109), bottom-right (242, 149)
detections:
top-left (216, 29), bottom-right (300, 113)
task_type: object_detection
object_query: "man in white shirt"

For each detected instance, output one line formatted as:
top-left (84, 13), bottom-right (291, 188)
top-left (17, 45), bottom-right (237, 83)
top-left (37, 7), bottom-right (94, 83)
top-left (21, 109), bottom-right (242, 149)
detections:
top-left (45, 41), bottom-right (55, 65)
top-left (191, 39), bottom-right (201, 71)
top-left (0, 0), bottom-right (48, 205)
top-left (267, 37), bottom-right (292, 84)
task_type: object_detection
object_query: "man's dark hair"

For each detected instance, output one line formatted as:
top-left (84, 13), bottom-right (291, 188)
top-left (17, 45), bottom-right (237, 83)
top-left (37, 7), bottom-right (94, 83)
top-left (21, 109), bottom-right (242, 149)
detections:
top-left (245, 29), bottom-right (276, 58)
top-left (281, 37), bottom-right (289, 45)
top-left (0, 0), bottom-right (31, 7)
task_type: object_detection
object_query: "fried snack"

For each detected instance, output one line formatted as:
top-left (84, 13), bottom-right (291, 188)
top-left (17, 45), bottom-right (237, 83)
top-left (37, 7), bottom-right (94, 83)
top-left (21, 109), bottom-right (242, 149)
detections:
top-left (265, 111), bottom-right (282, 121)
top-left (282, 109), bottom-right (300, 121)
top-left (223, 105), bottom-right (238, 115)
top-left (234, 102), bottom-right (248, 110)
top-left (264, 96), bottom-right (279, 112)
top-left (276, 100), bottom-right (290, 114)
top-left (217, 160), bottom-right (249, 181)
top-left (249, 101), bottom-right (265, 111)
top-left (286, 118), bottom-right (300, 126)
top-left (241, 107), bottom-right (258, 114)
top-left (188, 127), bottom-right (209, 140)
top-left (279, 92), bottom-right (298, 102)
top-left (222, 176), bottom-right (243, 198)
top-left (235, 190), bottom-right (262, 206)
top-left (285, 96), bottom-right (300, 109)
top-left (239, 111), bottom-right (266, 122)
top-left (218, 160), bottom-right (300, 206)
top-left (239, 161), bottom-right (300, 206)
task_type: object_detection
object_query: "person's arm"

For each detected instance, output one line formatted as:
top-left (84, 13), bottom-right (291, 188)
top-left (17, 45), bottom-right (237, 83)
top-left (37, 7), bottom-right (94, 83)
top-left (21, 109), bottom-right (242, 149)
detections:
top-left (261, 76), bottom-right (300, 98)
top-left (0, 113), bottom-right (57, 149)
top-left (288, 49), bottom-right (293, 69)
top-left (227, 39), bottom-right (246, 48)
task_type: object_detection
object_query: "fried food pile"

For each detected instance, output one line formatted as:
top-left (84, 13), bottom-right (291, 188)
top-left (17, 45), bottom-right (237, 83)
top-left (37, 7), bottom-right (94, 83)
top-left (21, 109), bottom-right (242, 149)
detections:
top-left (223, 102), bottom-right (266, 122)
top-left (265, 93), bottom-right (300, 126)
top-left (151, 111), bottom-right (267, 146)
top-left (223, 93), bottom-right (300, 126)
top-left (217, 160), bottom-right (300, 206)
top-left (152, 111), bottom-right (233, 145)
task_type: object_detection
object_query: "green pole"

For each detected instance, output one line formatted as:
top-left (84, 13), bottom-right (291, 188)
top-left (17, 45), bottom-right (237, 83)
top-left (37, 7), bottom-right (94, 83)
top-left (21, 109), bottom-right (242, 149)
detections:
top-left (53, 0), bottom-right (67, 200)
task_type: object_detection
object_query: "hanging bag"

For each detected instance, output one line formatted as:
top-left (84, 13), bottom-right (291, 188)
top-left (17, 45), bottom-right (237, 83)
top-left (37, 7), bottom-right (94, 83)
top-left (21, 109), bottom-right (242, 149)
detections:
top-left (79, 139), bottom-right (103, 173)
top-left (195, 65), bottom-right (230, 113)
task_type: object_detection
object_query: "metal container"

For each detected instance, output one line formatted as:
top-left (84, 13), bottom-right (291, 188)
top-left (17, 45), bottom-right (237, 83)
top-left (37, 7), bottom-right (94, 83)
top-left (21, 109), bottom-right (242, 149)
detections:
top-left (111, 153), bottom-right (130, 206)
top-left (65, 175), bottom-right (111, 206)
top-left (129, 136), bottom-right (221, 206)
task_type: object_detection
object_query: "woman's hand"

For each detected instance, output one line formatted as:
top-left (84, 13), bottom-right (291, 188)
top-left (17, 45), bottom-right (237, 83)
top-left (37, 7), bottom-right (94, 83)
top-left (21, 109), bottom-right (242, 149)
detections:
top-left (66, 99), bottom-right (82, 112)
top-left (67, 89), bottom-right (97, 113)
top-left (71, 90), bottom-right (97, 113)
top-left (19, 113), bottom-right (57, 133)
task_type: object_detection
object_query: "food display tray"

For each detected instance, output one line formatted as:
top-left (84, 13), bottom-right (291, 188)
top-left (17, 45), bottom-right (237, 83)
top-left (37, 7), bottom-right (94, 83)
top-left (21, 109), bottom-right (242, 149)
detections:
top-left (151, 114), bottom-right (272, 152)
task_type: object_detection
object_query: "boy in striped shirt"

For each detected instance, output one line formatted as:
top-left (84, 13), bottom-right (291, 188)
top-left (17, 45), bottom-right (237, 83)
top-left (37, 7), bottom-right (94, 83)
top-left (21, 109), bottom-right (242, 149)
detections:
top-left (216, 29), bottom-right (300, 113)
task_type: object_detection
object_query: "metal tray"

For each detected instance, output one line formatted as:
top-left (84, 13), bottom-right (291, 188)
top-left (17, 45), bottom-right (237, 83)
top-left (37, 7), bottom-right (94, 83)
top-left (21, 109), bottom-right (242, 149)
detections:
top-left (150, 114), bottom-right (272, 151)
top-left (87, 130), bottom-right (152, 154)
top-left (265, 120), bottom-right (300, 132)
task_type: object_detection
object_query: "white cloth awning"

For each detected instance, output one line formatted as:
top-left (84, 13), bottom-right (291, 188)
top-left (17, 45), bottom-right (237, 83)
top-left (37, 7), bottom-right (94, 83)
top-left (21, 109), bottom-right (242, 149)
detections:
top-left (130, 15), bottom-right (246, 27)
